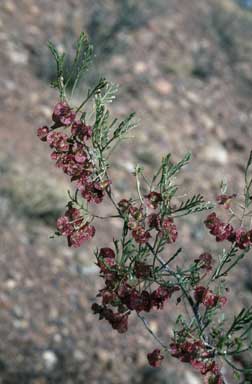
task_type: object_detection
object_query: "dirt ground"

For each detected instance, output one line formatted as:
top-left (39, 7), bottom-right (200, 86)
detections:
top-left (0, 0), bottom-right (252, 383)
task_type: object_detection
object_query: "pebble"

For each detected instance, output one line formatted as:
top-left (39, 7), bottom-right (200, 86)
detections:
top-left (134, 61), bottom-right (148, 75)
top-left (148, 320), bottom-right (158, 333)
top-left (74, 349), bottom-right (85, 361)
top-left (40, 105), bottom-right (51, 118)
top-left (7, 48), bottom-right (28, 65)
top-left (185, 91), bottom-right (201, 104)
top-left (5, 279), bottom-right (17, 289)
top-left (201, 141), bottom-right (228, 164)
top-left (3, 1), bottom-right (16, 13)
top-left (154, 79), bottom-right (173, 95)
top-left (184, 370), bottom-right (201, 384)
top-left (53, 333), bottom-right (62, 343)
top-left (13, 320), bottom-right (28, 329)
top-left (42, 350), bottom-right (58, 371)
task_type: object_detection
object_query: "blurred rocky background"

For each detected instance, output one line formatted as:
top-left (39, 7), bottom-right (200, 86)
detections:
top-left (0, 0), bottom-right (252, 383)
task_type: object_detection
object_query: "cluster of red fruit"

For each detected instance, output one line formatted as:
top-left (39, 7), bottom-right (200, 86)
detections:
top-left (205, 211), bottom-right (252, 249)
top-left (56, 206), bottom-right (95, 248)
top-left (91, 194), bottom-right (180, 335)
top-left (118, 193), bottom-right (178, 245)
top-left (194, 286), bottom-right (227, 308)
top-left (37, 101), bottom-right (111, 247)
top-left (170, 339), bottom-right (222, 384)
top-left (92, 247), bottom-right (180, 333)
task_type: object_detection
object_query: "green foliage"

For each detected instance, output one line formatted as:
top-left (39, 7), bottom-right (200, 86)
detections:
top-left (227, 308), bottom-right (252, 335)
top-left (44, 32), bottom-right (252, 382)
top-left (173, 194), bottom-right (214, 217)
top-left (244, 150), bottom-right (252, 208)
top-left (48, 40), bottom-right (66, 99)
top-left (48, 32), bottom-right (94, 99)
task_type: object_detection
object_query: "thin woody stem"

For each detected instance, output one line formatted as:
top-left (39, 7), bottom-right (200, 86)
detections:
top-left (137, 313), bottom-right (168, 350)
top-left (146, 242), bottom-right (206, 339)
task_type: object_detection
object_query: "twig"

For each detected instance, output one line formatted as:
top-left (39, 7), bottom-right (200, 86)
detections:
top-left (137, 313), bottom-right (168, 350)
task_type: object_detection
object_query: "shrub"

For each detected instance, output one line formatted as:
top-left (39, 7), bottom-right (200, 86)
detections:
top-left (37, 33), bottom-right (252, 383)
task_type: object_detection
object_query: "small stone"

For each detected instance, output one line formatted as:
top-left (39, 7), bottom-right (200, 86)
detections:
top-left (3, 1), bottom-right (16, 13)
top-left (148, 320), bottom-right (158, 333)
top-left (13, 305), bottom-right (24, 319)
top-left (42, 350), bottom-right (58, 371)
top-left (200, 114), bottom-right (215, 130)
top-left (186, 91), bottom-right (201, 104)
top-left (40, 105), bottom-right (51, 118)
top-left (96, 349), bottom-right (112, 365)
top-left (74, 350), bottom-right (84, 361)
top-left (29, 5), bottom-right (40, 15)
top-left (5, 279), bottom-right (16, 289)
top-left (184, 370), bottom-right (201, 384)
top-left (144, 93), bottom-right (161, 109)
top-left (53, 333), bottom-right (62, 343)
top-left (7, 49), bottom-right (28, 65)
top-left (3, 80), bottom-right (16, 91)
top-left (154, 79), bottom-right (173, 95)
top-left (134, 61), bottom-right (148, 74)
top-left (201, 141), bottom-right (228, 164)
top-left (13, 320), bottom-right (28, 329)
top-left (25, 279), bottom-right (34, 288)
top-left (29, 92), bottom-right (40, 105)
top-left (110, 55), bottom-right (126, 70)
top-left (122, 161), bottom-right (135, 173)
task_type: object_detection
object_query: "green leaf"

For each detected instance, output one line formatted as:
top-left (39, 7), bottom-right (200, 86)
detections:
top-left (113, 112), bottom-right (137, 139)
top-left (227, 308), bottom-right (252, 335)
top-left (173, 194), bottom-right (214, 216)
top-left (68, 32), bottom-right (94, 97)
top-left (99, 82), bottom-right (119, 105)
top-left (48, 40), bottom-right (66, 99)
top-left (244, 150), bottom-right (252, 208)
top-left (158, 153), bottom-right (192, 194)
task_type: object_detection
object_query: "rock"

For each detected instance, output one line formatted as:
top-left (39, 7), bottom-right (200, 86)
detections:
top-left (40, 105), bottom-right (52, 118)
top-left (184, 370), bottom-right (201, 384)
top-left (7, 42), bottom-right (28, 65)
top-left (53, 334), bottom-right (62, 343)
top-left (134, 61), bottom-right (148, 75)
top-left (42, 350), bottom-right (58, 371)
top-left (13, 320), bottom-right (29, 329)
top-left (199, 114), bottom-right (215, 131)
top-left (13, 305), bottom-right (24, 319)
top-left (110, 55), bottom-right (127, 70)
top-left (138, 366), bottom-right (179, 384)
top-left (201, 141), bottom-right (228, 164)
top-left (144, 93), bottom-right (161, 109)
top-left (3, 1), bottom-right (16, 13)
top-left (74, 350), bottom-right (85, 361)
top-left (148, 320), bottom-right (158, 333)
top-left (6, 279), bottom-right (17, 290)
top-left (185, 91), bottom-right (201, 104)
top-left (154, 79), bottom-right (173, 95)
top-left (96, 349), bottom-right (113, 368)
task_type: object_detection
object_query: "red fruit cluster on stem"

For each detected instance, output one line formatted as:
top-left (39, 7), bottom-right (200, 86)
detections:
top-left (171, 339), bottom-right (223, 382)
top-left (147, 349), bottom-right (164, 367)
top-left (37, 101), bottom-right (112, 248)
top-left (194, 286), bottom-right (227, 309)
top-left (205, 212), bottom-right (252, 249)
top-left (92, 246), bottom-right (180, 333)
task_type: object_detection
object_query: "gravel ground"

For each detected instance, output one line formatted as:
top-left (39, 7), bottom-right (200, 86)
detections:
top-left (0, 0), bottom-right (252, 383)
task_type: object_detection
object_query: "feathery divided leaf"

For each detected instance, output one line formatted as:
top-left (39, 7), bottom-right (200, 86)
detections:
top-left (48, 41), bottom-right (66, 98)
top-left (159, 152), bottom-right (192, 193)
top-left (173, 194), bottom-right (214, 216)
top-left (244, 150), bottom-right (252, 208)
top-left (113, 112), bottom-right (137, 139)
top-left (227, 308), bottom-right (252, 335)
